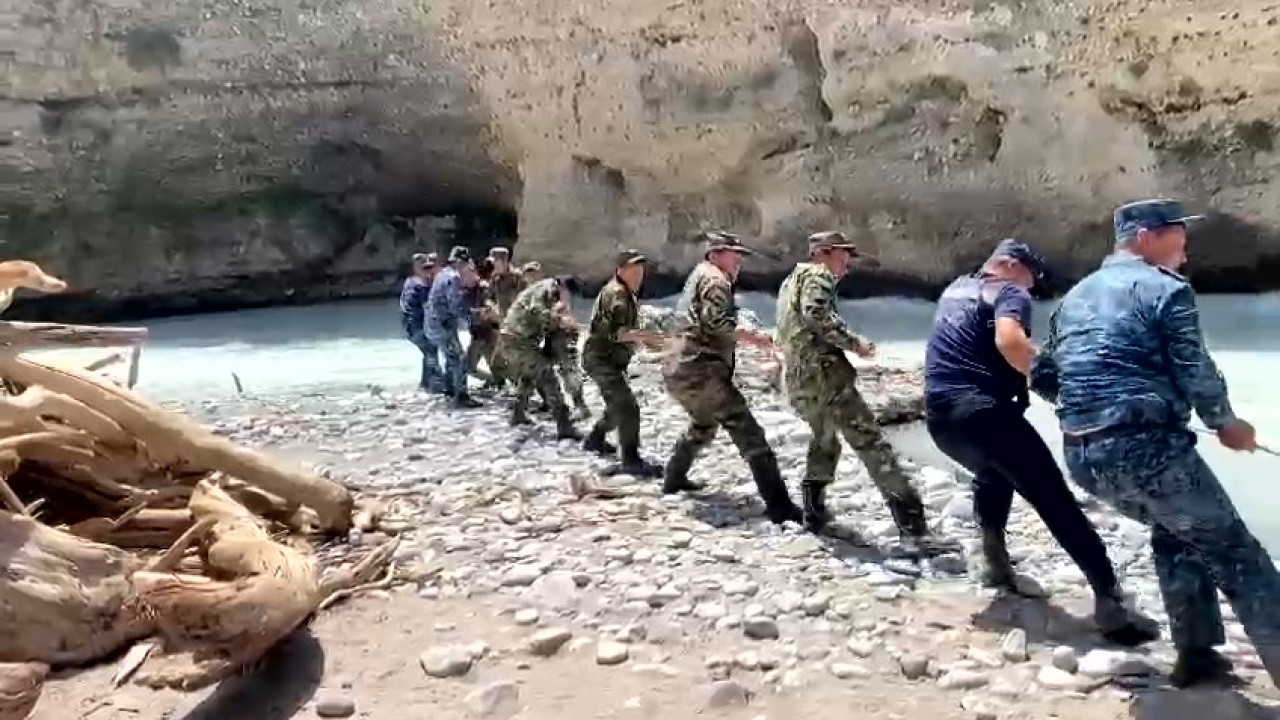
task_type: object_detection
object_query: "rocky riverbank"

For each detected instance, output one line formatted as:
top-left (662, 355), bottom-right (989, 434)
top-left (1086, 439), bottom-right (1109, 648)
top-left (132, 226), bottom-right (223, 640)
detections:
top-left (28, 343), bottom-right (1280, 719)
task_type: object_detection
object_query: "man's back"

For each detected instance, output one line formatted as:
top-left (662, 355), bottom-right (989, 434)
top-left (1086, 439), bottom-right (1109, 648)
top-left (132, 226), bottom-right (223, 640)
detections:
top-left (502, 278), bottom-right (558, 342)
top-left (1036, 253), bottom-right (1220, 433)
top-left (925, 274), bottom-right (1032, 412)
top-left (427, 267), bottom-right (462, 332)
top-left (671, 261), bottom-right (737, 368)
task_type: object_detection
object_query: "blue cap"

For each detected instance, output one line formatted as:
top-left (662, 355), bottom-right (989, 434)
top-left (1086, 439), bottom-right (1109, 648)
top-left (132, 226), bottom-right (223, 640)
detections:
top-left (987, 238), bottom-right (1048, 281)
top-left (1113, 199), bottom-right (1203, 242)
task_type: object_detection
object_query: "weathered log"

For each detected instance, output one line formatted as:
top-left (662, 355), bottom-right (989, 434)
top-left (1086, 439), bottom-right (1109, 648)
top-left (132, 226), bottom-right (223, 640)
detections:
top-left (0, 359), bottom-right (354, 532)
top-left (0, 322), bottom-right (146, 353)
top-left (0, 386), bottom-right (132, 449)
top-left (132, 481), bottom-right (323, 689)
top-left (0, 514), bottom-right (151, 665)
top-left (0, 662), bottom-right (47, 720)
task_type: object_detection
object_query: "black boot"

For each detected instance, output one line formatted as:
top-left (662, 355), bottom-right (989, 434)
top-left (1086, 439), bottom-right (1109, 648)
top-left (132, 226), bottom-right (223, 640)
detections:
top-left (979, 528), bottom-right (1017, 589)
top-left (663, 439), bottom-right (703, 494)
top-left (1170, 648), bottom-right (1238, 688)
top-left (888, 494), bottom-right (958, 557)
top-left (747, 452), bottom-right (802, 525)
top-left (453, 391), bottom-right (482, 409)
top-left (510, 395), bottom-right (533, 426)
top-left (582, 426), bottom-right (618, 457)
top-left (1094, 593), bottom-right (1162, 648)
top-left (553, 406), bottom-right (583, 441)
top-left (614, 443), bottom-right (662, 479)
top-left (801, 482), bottom-right (833, 532)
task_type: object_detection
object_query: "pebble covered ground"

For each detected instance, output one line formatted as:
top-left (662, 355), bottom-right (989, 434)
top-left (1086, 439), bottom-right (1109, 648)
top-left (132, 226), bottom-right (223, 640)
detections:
top-left (29, 312), bottom-right (1280, 720)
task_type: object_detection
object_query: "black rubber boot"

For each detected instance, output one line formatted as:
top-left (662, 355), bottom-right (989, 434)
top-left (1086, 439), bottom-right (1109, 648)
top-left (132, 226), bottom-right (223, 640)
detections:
top-left (582, 426), bottom-right (618, 457)
top-left (615, 444), bottom-right (662, 479)
top-left (662, 439), bottom-right (703, 494)
top-left (1094, 593), bottom-right (1162, 648)
top-left (747, 452), bottom-right (802, 525)
top-left (801, 483), bottom-right (833, 532)
top-left (553, 406), bottom-right (583, 441)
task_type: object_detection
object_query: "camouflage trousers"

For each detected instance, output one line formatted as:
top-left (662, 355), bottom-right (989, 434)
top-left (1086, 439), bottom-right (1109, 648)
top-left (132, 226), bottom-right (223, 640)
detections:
top-left (1065, 427), bottom-right (1280, 678)
top-left (785, 359), bottom-right (926, 531)
top-left (584, 360), bottom-right (640, 450)
top-left (466, 323), bottom-right (505, 385)
top-left (664, 358), bottom-right (773, 463)
top-left (547, 330), bottom-right (586, 408)
top-left (502, 337), bottom-right (568, 417)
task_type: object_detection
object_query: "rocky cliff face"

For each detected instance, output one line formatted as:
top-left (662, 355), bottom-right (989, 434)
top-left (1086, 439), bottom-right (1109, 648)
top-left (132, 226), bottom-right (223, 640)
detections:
top-left (5, 0), bottom-right (1280, 320)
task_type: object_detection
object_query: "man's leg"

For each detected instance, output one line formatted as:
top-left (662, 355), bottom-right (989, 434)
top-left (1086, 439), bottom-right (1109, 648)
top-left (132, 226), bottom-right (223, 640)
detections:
top-left (662, 369), bottom-right (718, 494)
top-left (1069, 430), bottom-right (1280, 683)
top-left (794, 398), bottom-right (841, 532)
top-left (442, 334), bottom-right (479, 408)
top-left (409, 333), bottom-right (441, 392)
top-left (553, 332), bottom-right (589, 416)
top-left (832, 385), bottom-right (933, 541)
top-left (583, 368), bottom-right (620, 456)
top-left (716, 381), bottom-right (802, 525)
top-left (532, 354), bottom-right (581, 440)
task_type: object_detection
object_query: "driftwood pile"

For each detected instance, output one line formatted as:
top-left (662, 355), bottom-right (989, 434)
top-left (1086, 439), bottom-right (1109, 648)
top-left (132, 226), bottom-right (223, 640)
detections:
top-left (0, 320), bottom-right (394, 720)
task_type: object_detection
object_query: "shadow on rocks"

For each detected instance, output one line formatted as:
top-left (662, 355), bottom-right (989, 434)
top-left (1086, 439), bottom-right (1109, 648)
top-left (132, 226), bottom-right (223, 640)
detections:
top-left (179, 628), bottom-right (326, 720)
top-left (969, 593), bottom-right (1106, 650)
top-left (687, 490), bottom-right (885, 564)
top-left (1128, 687), bottom-right (1280, 720)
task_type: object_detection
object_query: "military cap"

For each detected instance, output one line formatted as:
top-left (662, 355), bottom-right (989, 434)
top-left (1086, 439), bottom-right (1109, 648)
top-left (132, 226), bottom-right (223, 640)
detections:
top-left (700, 230), bottom-right (757, 257)
top-left (448, 246), bottom-right (472, 263)
top-left (412, 252), bottom-right (438, 269)
top-left (1114, 199), bottom-right (1204, 243)
top-left (807, 230), bottom-right (859, 256)
top-left (615, 249), bottom-right (648, 266)
top-left (488, 246), bottom-right (511, 258)
top-left (987, 238), bottom-right (1048, 281)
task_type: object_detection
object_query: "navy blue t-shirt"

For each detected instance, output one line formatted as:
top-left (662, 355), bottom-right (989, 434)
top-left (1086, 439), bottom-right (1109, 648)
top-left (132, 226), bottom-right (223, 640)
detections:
top-left (924, 274), bottom-right (1032, 413)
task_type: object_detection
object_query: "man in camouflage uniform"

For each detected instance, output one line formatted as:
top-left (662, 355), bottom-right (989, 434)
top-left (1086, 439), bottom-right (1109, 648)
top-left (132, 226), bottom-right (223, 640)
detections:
top-left (426, 246), bottom-right (482, 408)
top-left (1032, 199), bottom-right (1280, 688)
top-left (663, 231), bottom-right (802, 524)
top-left (500, 275), bottom-right (584, 439)
top-left (400, 252), bottom-right (441, 392)
top-left (516, 259), bottom-right (588, 416)
top-left (776, 231), bottom-right (948, 552)
top-left (582, 250), bottom-right (664, 477)
top-left (464, 256), bottom-right (501, 385)
top-left (472, 246), bottom-right (525, 389)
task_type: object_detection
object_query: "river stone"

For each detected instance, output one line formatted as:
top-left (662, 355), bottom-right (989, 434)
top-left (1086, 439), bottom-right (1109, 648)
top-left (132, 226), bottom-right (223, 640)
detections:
top-left (899, 655), bottom-right (932, 680)
top-left (313, 692), bottom-right (356, 718)
top-left (829, 662), bottom-right (872, 680)
top-left (999, 629), bottom-right (1028, 662)
top-left (1051, 646), bottom-right (1079, 673)
top-left (596, 641), bottom-right (630, 666)
top-left (502, 564), bottom-right (544, 587)
top-left (704, 680), bottom-right (752, 709)
top-left (1037, 664), bottom-right (1082, 690)
top-left (466, 680), bottom-right (521, 718)
top-left (526, 628), bottom-right (573, 657)
top-left (420, 646), bottom-right (474, 678)
top-left (937, 669), bottom-right (989, 690)
top-left (742, 616), bottom-right (780, 640)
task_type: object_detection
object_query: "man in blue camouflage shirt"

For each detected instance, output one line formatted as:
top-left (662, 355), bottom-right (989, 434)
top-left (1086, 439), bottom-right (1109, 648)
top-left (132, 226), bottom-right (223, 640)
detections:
top-left (400, 252), bottom-right (441, 392)
top-left (427, 246), bottom-right (482, 409)
top-left (1032, 198), bottom-right (1279, 689)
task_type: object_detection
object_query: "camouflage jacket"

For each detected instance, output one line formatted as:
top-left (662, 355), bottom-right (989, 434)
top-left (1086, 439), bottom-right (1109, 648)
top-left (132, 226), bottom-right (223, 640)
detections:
top-left (488, 270), bottom-right (526, 315)
top-left (670, 261), bottom-right (738, 370)
top-left (425, 266), bottom-right (469, 336)
top-left (583, 277), bottom-right (639, 370)
top-left (399, 276), bottom-right (431, 336)
top-left (1030, 252), bottom-right (1235, 434)
top-left (776, 262), bottom-right (865, 373)
top-left (501, 278), bottom-right (570, 344)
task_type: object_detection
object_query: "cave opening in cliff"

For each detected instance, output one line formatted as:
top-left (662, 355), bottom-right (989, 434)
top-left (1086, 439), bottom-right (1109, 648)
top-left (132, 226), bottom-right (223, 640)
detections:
top-left (399, 206), bottom-right (520, 261)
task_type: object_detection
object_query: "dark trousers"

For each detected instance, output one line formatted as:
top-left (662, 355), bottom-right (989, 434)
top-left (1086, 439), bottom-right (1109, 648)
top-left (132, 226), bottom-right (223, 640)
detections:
top-left (926, 401), bottom-right (1120, 596)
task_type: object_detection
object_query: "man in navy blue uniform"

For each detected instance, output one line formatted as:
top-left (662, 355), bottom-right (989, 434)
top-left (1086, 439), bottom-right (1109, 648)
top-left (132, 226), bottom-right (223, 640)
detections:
top-left (925, 238), bottom-right (1158, 647)
top-left (1033, 199), bottom-right (1280, 688)
top-left (427, 246), bottom-right (482, 408)
top-left (400, 252), bottom-right (440, 392)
